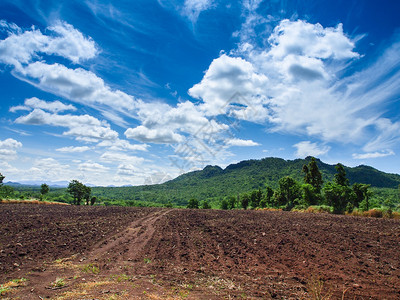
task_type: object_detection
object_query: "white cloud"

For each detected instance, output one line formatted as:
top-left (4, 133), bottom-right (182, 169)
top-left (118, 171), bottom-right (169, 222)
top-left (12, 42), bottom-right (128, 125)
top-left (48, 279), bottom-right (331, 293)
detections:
top-left (293, 141), bottom-right (330, 158)
top-left (56, 146), bottom-right (91, 153)
top-left (45, 21), bottom-right (98, 63)
top-left (18, 62), bottom-right (136, 111)
top-left (24, 158), bottom-right (74, 181)
top-left (125, 125), bottom-right (184, 144)
top-left (0, 20), bottom-right (97, 70)
top-left (190, 17), bottom-right (400, 155)
top-left (226, 138), bottom-right (260, 147)
top-left (182, 0), bottom-right (214, 22)
top-left (100, 151), bottom-right (145, 165)
top-left (117, 163), bottom-right (140, 176)
top-left (15, 109), bottom-right (118, 142)
top-left (189, 54), bottom-right (269, 120)
top-left (0, 20), bottom-right (135, 115)
top-left (78, 161), bottom-right (109, 173)
top-left (97, 139), bottom-right (148, 152)
top-left (362, 119), bottom-right (400, 152)
top-left (268, 20), bottom-right (359, 60)
top-left (10, 97), bottom-right (76, 113)
top-left (352, 150), bottom-right (395, 160)
top-left (0, 138), bottom-right (23, 159)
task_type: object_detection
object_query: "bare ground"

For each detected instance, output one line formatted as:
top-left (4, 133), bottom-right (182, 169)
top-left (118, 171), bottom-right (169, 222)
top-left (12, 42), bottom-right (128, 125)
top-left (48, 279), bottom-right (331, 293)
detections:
top-left (1, 204), bottom-right (399, 299)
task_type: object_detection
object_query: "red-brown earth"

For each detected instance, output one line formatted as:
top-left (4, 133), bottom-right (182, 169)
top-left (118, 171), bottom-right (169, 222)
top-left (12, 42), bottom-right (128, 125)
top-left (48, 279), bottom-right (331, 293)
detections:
top-left (0, 203), bottom-right (399, 299)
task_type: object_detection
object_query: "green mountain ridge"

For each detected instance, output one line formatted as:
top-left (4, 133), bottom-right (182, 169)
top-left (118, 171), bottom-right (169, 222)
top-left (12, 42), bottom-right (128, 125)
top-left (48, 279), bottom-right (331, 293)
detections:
top-left (92, 157), bottom-right (400, 206)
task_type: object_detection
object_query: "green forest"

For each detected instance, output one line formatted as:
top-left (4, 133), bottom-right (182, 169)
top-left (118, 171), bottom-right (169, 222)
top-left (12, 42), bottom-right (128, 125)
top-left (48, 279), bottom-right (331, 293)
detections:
top-left (2, 157), bottom-right (400, 214)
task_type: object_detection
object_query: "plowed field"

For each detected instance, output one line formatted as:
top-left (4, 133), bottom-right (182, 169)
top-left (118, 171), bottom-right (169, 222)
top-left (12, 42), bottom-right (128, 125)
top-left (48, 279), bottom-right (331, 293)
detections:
top-left (1, 204), bottom-right (399, 299)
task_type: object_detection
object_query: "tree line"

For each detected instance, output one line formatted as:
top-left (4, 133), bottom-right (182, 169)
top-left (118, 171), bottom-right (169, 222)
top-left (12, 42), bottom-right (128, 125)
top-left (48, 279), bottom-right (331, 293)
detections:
top-left (187, 157), bottom-right (373, 214)
top-left (0, 174), bottom-right (96, 206)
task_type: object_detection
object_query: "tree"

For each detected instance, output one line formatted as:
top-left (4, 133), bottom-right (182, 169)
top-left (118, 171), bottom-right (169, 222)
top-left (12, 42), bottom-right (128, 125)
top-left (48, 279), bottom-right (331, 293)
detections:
top-left (260, 186), bottom-right (274, 208)
top-left (40, 183), bottom-right (50, 200)
top-left (302, 157), bottom-right (323, 193)
top-left (187, 198), bottom-right (199, 209)
top-left (240, 193), bottom-right (250, 210)
top-left (220, 199), bottom-right (229, 210)
top-left (83, 185), bottom-right (92, 205)
top-left (250, 189), bottom-right (262, 208)
top-left (201, 200), bottom-right (211, 209)
top-left (0, 173), bottom-right (4, 185)
top-left (227, 196), bottom-right (236, 209)
top-left (0, 185), bottom-right (14, 199)
top-left (278, 176), bottom-right (301, 210)
top-left (334, 163), bottom-right (349, 186)
top-left (324, 182), bottom-right (354, 214)
top-left (352, 183), bottom-right (372, 211)
top-left (67, 180), bottom-right (85, 205)
top-left (90, 196), bottom-right (97, 206)
top-left (301, 184), bottom-right (320, 207)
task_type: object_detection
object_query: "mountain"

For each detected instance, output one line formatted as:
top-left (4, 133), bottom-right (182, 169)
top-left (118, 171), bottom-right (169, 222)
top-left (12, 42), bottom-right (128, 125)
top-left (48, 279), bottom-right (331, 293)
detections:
top-left (92, 157), bottom-right (400, 206)
top-left (4, 181), bottom-right (98, 188)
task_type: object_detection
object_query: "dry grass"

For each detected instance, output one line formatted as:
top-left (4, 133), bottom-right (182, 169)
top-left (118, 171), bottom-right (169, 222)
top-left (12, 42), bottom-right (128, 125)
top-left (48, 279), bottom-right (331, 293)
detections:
top-left (257, 208), bottom-right (283, 212)
top-left (55, 280), bottom-right (114, 300)
top-left (347, 208), bottom-right (400, 219)
top-left (0, 199), bottom-right (69, 205)
top-left (0, 278), bottom-right (27, 297)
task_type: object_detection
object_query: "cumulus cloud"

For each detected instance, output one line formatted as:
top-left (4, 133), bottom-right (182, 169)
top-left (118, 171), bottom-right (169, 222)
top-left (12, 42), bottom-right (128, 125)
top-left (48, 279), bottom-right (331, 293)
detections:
top-left (125, 125), bottom-right (184, 144)
top-left (0, 20), bottom-right (135, 114)
top-left (10, 97), bottom-right (76, 113)
top-left (56, 146), bottom-right (91, 153)
top-left (0, 20), bottom-right (97, 70)
top-left (100, 151), bottom-right (145, 165)
top-left (24, 158), bottom-right (74, 181)
top-left (293, 141), bottom-right (330, 158)
top-left (189, 54), bottom-right (269, 119)
top-left (125, 100), bottom-right (230, 144)
top-left (15, 109), bottom-right (118, 142)
top-left (352, 150), bottom-right (395, 160)
top-left (18, 62), bottom-right (136, 111)
top-left (117, 163), bottom-right (140, 176)
top-left (0, 138), bottom-right (22, 159)
top-left (226, 138), bottom-right (260, 146)
top-left (78, 161), bottom-right (109, 173)
top-left (97, 139), bottom-right (148, 152)
top-left (190, 17), bottom-right (400, 154)
top-left (268, 20), bottom-right (359, 60)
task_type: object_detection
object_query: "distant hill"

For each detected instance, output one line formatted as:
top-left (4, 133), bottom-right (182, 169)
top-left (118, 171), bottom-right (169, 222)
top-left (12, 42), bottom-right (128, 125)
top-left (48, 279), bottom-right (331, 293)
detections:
top-left (92, 157), bottom-right (400, 206)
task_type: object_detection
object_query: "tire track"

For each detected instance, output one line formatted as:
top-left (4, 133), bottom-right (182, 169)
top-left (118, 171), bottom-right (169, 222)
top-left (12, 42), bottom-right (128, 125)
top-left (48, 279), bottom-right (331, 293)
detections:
top-left (87, 209), bottom-right (172, 266)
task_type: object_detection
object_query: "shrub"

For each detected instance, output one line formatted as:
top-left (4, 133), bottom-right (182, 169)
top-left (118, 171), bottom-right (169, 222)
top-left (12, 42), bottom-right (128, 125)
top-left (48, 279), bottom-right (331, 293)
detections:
top-left (306, 205), bottom-right (333, 214)
top-left (187, 198), bottom-right (199, 209)
top-left (365, 209), bottom-right (383, 218)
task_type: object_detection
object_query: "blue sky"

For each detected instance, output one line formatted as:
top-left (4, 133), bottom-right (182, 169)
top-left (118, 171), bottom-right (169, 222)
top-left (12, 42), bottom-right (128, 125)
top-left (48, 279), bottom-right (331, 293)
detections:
top-left (1, 0), bottom-right (400, 186)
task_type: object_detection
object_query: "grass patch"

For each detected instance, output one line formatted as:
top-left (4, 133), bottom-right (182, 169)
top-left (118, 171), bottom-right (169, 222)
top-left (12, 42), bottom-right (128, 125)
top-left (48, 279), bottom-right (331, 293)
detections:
top-left (110, 274), bottom-right (132, 282)
top-left (306, 275), bottom-right (332, 300)
top-left (53, 278), bottom-right (66, 288)
top-left (144, 257), bottom-right (152, 264)
top-left (81, 263), bottom-right (100, 274)
top-left (0, 278), bottom-right (27, 296)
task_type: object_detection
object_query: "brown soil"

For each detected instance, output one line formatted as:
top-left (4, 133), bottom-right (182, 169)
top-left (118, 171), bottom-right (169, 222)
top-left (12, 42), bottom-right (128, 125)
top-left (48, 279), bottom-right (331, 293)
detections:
top-left (0, 204), bottom-right (399, 299)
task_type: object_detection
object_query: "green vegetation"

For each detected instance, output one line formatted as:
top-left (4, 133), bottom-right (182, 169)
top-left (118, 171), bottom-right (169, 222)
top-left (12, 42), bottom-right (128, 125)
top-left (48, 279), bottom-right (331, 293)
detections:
top-left (187, 198), bottom-right (199, 209)
top-left (53, 277), bottom-right (66, 288)
top-left (40, 183), bottom-right (50, 200)
top-left (2, 157), bottom-right (400, 213)
top-left (67, 180), bottom-right (93, 205)
top-left (81, 263), bottom-right (100, 274)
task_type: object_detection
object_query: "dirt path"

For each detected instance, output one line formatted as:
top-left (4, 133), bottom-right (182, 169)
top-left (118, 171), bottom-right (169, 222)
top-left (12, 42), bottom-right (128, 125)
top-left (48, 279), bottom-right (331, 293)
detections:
top-left (3, 208), bottom-right (173, 300)
top-left (90, 209), bottom-right (172, 265)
